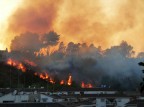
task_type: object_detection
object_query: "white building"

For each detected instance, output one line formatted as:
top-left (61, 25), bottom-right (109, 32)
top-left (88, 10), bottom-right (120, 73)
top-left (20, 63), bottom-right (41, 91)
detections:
top-left (55, 88), bottom-right (117, 95)
top-left (0, 90), bottom-right (41, 103)
top-left (0, 90), bottom-right (65, 103)
top-left (0, 88), bottom-right (136, 107)
top-left (40, 94), bottom-right (53, 103)
top-left (61, 94), bottom-right (133, 107)
top-left (0, 91), bottom-right (29, 103)
top-left (95, 94), bottom-right (132, 107)
top-left (40, 94), bottom-right (64, 103)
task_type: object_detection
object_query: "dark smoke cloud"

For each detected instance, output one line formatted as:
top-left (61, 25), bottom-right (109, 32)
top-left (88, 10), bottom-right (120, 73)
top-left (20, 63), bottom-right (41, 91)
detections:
top-left (46, 41), bottom-right (141, 90)
top-left (11, 32), bottom-right (41, 52)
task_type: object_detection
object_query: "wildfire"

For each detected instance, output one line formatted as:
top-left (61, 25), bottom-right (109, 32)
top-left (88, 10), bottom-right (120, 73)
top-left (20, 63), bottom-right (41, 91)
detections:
top-left (50, 78), bottom-right (55, 84)
top-left (7, 58), bottom-right (26, 72)
top-left (67, 75), bottom-right (72, 86)
top-left (38, 74), bottom-right (73, 86)
top-left (17, 63), bottom-right (26, 72)
top-left (34, 46), bottom-right (59, 57)
top-left (81, 82), bottom-right (93, 88)
top-left (81, 82), bottom-right (85, 88)
top-left (7, 58), bottom-right (16, 66)
top-left (35, 72), bottom-right (49, 80)
top-left (6, 59), bottom-right (94, 87)
top-left (35, 72), bottom-right (55, 84)
top-left (60, 80), bottom-right (64, 85)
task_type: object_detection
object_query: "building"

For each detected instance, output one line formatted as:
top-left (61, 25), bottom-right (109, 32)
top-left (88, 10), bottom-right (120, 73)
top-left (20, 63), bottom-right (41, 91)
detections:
top-left (0, 103), bottom-right (65, 107)
top-left (40, 94), bottom-right (64, 103)
top-left (94, 94), bottom-right (132, 107)
top-left (0, 90), bottom-right (29, 103)
top-left (0, 88), bottom-right (139, 107)
top-left (60, 94), bottom-right (133, 107)
top-left (0, 89), bottom-right (65, 103)
top-left (55, 88), bottom-right (117, 95)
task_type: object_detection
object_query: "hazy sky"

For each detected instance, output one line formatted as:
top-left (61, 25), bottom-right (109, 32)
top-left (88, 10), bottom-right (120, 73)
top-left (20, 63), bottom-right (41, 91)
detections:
top-left (0, 0), bottom-right (144, 52)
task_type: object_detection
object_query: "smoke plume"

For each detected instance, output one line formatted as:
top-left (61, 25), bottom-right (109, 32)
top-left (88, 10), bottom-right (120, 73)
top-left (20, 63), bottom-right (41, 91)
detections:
top-left (5, 0), bottom-right (144, 52)
top-left (9, 32), bottom-right (142, 90)
top-left (0, 0), bottom-right (143, 90)
top-left (8, 0), bottom-right (63, 34)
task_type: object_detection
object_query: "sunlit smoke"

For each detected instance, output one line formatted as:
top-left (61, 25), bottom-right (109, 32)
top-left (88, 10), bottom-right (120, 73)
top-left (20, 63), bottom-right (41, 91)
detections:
top-left (0, 0), bottom-right (23, 50)
top-left (0, 0), bottom-right (143, 52)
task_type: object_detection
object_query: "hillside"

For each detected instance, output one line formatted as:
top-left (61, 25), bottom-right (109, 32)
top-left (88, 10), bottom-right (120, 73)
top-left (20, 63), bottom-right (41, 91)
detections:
top-left (0, 62), bottom-right (77, 90)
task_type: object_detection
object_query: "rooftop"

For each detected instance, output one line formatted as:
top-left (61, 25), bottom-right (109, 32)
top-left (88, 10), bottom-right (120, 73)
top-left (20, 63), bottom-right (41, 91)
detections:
top-left (0, 103), bottom-right (65, 107)
top-left (61, 94), bottom-right (132, 98)
top-left (57, 87), bottom-right (116, 92)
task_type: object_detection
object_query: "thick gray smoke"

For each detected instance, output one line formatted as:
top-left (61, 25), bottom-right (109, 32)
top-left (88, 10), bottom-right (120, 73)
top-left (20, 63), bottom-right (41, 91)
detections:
top-left (9, 32), bottom-right (142, 90)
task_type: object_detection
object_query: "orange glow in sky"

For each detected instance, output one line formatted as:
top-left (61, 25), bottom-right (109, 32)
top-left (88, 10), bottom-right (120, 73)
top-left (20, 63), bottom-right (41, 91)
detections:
top-left (0, 0), bottom-right (144, 53)
top-left (0, 0), bottom-right (23, 49)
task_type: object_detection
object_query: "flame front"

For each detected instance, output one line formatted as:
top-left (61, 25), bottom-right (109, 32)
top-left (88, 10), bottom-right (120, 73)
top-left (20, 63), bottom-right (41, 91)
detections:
top-left (60, 80), bottom-right (64, 85)
top-left (81, 82), bottom-right (93, 88)
top-left (81, 82), bottom-right (85, 88)
top-left (6, 59), bottom-right (94, 87)
top-left (67, 75), bottom-right (72, 86)
top-left (50, 78), bottom-right (55, 84)
top-left (17, 63), bottom-right (26, 72)
top-left (7, 58), bottom-right (26, 72)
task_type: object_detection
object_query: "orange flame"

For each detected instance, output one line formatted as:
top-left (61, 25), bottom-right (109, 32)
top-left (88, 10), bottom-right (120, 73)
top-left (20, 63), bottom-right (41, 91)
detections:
top-left (50, 78), bottom-right (55, 84)
top-left (81, 82), bottom-right (85, 88)
top-left (40, 73), bottom-right (45, 79)
top-left (7, 59), bottom-right (93, 87)
top-left (39, 72), bottom-right (49, 80)
top-left (60, 80), bottom-right (64, 85)
top-left (17, 63), bottom-right (26, 72)
top-left (34, 46), bottom-right (59, 57)
top-left (45, 72), bottom-right (49, 79)
top-left (7, 58), bottom-right (16, 66)
top-left (87, 83), bottom-right (93, 88)
top-left (67, 75), bottom-right (72, 86)
top-left (7, 58), bottom-right (26, 72)
top-left (35, 72), bottom-right (55, 84)
top-left (81, 82), bottom-right (93, 88)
